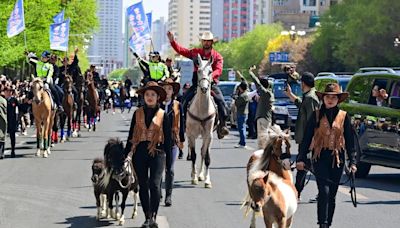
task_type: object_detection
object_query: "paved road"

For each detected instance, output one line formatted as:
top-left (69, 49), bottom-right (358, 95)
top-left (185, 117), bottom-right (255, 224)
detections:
top-left (0, 110), bottom-right (399, 228)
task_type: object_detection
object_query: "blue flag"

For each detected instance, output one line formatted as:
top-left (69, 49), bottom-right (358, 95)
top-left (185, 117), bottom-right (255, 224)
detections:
top-left (50, 19), bottom-right (70, 52)
top-left (7, 0), bottom-right (25, 38)
top-left (146, 12), bottom-right (152, 32)
top-left (53, 9), bottom-right (65, 24)
top-left (127, 2), bottom-right (151, 38)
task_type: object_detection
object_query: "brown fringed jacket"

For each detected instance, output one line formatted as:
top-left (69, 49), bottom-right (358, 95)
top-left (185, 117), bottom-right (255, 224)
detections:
top-left (125, 106), bottom-right (172, 166)
top-left (160, 100), bottom-right (185, 149)
top-left (298, 106), bottom-right (356, 167)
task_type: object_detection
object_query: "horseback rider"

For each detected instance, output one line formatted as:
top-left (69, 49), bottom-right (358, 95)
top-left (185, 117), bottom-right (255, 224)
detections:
top-left (27, 50), bottom-right (63, 112)
top-left (133, 51), bottom-right (170, 84)
top-left (167, 30), bottom-right (229, 139)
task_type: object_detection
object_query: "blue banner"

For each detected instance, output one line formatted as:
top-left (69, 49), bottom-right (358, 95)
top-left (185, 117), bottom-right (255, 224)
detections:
top-left (53, 9), bottom-right (65, 24)
top-left (146, 12), bottom-right (152, 32)
top-left (127, 1), bottom-right (151, 52)
top-left (7, 0), bottom-right (25, 38)
top-left (50, 19), bottom-right (70, 52)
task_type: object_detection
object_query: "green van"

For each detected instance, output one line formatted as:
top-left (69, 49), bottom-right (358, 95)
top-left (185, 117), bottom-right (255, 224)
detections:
top-left (340, 67), bottom-right (400, 177)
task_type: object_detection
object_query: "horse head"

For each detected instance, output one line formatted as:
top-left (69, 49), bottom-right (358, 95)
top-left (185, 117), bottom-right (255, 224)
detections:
top-left (171, 68), bottom-right (181, 82)
top-left (91, 158), bottom-right (105, 184)
top-left (248, 171), bottom-right (270, 211)
top-left (262, 125), bottom-right (291, 170)
top-left (64, 75), bottom-right (73, 93)
top-left (196, 54), bottom-right (213, 94)
top-left (31, 78), bottom-right (44, 104)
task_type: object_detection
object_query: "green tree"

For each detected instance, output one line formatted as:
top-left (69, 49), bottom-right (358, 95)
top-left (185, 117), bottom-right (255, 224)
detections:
top-left (0, 0), bottom-right (98, 68)
top-left (312, 0), bottom-right (400, 71)
top-left (213, 24), bottom-right (282, 79)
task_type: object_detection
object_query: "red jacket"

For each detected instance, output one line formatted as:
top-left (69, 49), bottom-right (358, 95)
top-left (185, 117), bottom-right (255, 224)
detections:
top-left (170, 40), bottom-right (223, 83)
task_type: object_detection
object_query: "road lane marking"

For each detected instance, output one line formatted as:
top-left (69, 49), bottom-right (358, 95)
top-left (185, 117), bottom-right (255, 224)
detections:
top-left (338, 186), bottom-right (368, 200)
top-left (157, 215), bottom-right (169, 228)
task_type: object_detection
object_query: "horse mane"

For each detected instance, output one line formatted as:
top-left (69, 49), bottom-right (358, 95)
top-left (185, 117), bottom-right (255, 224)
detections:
top-left (99, 138), bottom-right (124, 189)
top-left (92, 157), bottom-right (104, 165)
top-left (257, 124), bottom-right (290, 171)
top-left (32, 78), bottom-right (44, 87)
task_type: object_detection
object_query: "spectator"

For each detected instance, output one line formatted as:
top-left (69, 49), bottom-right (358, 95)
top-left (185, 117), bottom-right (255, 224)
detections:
top-left (371, 85), bottom-right (388, 107)
top-left (284, 72), bottom-right (320, 201)
top-left (234, 81), bottom-right (249, 148)
top-left (5, 86), bottom-right (18, 158)
top-left (0, 84), bottom-right (7, 159)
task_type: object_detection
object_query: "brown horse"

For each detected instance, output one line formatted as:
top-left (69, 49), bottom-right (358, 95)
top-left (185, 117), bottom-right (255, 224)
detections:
top-left (91, 158), bottom-right (107, 220)
top-left (60, 75), bottom-right (74, 142)
top-left (31, 79), bottom-right (55, 158)
top-left (86, 72), bottom-right (100, 131)
top-left (73, 73), bottom-right (85, 136)
top-left (244, 125), bottom-right (297, 228)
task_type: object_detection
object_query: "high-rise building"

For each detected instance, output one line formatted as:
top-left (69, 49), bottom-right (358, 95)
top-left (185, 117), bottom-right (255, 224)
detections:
top-left (152, 17), bottom-right (168, 53)
top-left (88, 0), bottom-right (123, 74)
top-left (168, 0), bottom-right (212, 47)
top-left (222, 0), bottom-right (256, 41)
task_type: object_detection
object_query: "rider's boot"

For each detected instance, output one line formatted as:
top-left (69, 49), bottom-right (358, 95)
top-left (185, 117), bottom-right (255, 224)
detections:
top-left (217, 118), bottom-right (229, 139)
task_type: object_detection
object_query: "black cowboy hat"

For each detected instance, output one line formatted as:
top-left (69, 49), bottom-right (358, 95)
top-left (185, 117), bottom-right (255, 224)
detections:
top-left (316, 83), bottom-right (349, 103)
top-left (159, 78), bottom-right (180, 95)
top-left (136, 81), bottom-right (167, 102)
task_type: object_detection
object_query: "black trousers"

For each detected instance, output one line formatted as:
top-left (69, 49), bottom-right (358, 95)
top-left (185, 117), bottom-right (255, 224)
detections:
top-left (133, 149), bottom-right (165, 218)
top-left (48, 83), bottom-right (62, 106)
top-left (314, 150), bottom-right (344, 226)
top-left (9, 130), bottom-right (16, 153)
top-left (0, 142), bottom-right (4, 157)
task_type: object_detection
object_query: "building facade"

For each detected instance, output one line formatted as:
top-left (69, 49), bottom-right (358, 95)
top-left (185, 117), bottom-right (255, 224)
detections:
top-left (221, 0), bottom-right (256, 41)
top-left (152, 17), bottom-right (168, 53)
top-left (168, 0), bottom-right (212, 47)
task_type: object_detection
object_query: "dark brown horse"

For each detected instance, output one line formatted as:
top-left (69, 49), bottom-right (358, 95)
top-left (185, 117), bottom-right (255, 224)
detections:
top-left (60, 75), bottom-right (74, 142)
top-left (72, 73), bottom-right (85, 136)
top-left (85, 72), bottom-right (100, 131)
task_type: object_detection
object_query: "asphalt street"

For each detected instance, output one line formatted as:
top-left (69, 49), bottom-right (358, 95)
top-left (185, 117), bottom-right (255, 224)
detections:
top-left (0, 110), bottom-right (399, 228)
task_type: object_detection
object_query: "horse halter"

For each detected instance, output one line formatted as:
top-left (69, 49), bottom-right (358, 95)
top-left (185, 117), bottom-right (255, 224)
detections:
top-left (197, 68), bottom-right (212, 93)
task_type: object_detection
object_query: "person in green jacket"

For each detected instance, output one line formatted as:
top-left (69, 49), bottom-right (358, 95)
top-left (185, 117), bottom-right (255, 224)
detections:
top-left (285, 72), bottom-right (320, 201)
top-left (133, 51), bottom-right (170, 83)
top-left (0, 84), bottom-right (7, 159)
top-left (233, 81), bottom-right (249, 148)
top-left (27, 51), bottom-right (63, 111)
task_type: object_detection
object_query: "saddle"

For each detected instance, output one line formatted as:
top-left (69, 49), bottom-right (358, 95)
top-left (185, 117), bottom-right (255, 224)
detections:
top-left (44, 89), bottom-right (57, 110)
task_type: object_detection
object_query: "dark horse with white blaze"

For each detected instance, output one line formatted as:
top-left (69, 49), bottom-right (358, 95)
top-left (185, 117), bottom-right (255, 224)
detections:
top-left (99, 138), bottom-right (139, 225)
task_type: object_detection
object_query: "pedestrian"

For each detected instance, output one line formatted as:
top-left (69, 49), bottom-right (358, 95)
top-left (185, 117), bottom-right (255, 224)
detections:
top-left (0, 84), bottom-right (7, 159)
top-left (296, 83), bottom-right (357, 228)
top-left (159, 78), bottom-right (185, 207)
top-left (247, 83), bottom-right (258, 139)
top-left (5, 86), bottom-right (18, 158)
top-left (234, 81), bottom-right (249, 148)
top-left (124, 81), bottom-right (172, 228)
top-left (248, 66), bottom-right (274, 149)
top-left (284, 72), bottom-right (320, 201)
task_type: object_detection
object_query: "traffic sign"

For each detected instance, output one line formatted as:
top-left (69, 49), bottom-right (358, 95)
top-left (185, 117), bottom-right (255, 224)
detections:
top-left (269, 52), bottom-right (290, 63)
top-left (228, 70), bottom-right (236, 81)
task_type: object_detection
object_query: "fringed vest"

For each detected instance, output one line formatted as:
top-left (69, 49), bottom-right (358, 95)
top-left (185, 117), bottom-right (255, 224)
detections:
top-left (309, 110), bottom-right (347, 167)
top-left (130, 107), bottom-right (165, 156)
top-left (171, 100), bottom-right (183, 149)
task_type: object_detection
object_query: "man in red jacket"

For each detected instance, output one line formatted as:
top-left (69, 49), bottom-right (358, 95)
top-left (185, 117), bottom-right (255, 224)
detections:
top-left (167, 31), bottom-right (229, 139)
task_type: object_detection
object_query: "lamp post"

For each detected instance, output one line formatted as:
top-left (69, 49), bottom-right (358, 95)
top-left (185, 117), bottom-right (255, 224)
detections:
top-left (281, 25), bottom-right (306, 41)
top-left (394, 37), bottom-right (400, 47)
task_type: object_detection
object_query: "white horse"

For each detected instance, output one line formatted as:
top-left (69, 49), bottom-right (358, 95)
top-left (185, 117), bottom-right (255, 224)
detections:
top-left (186, 54), bottom-right (217, 188)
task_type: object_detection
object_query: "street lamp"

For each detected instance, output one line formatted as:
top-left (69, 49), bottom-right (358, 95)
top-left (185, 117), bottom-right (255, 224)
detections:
top-left (281, 25), bottom-right (306, 41)
top-left (394, 37), bottom-right (400, 47)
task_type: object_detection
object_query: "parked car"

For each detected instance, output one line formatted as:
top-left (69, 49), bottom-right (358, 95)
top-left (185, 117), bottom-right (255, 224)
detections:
top-left (218, 81), bottom-right (240, 124)
top-left (341, 67), bottom-right (400, 178)
top-left (315, 73), bottom-right (353, 92)
top-left (271, 79), bottom-right (302, 130)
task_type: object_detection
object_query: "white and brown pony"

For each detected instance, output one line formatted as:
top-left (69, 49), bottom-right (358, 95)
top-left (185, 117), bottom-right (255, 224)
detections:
top-left (186, 54), bottom-right (217, 188)
top-left (31, 78), bottom-right (56, 158)
top-left (244, 125), bottom-right (297, 228)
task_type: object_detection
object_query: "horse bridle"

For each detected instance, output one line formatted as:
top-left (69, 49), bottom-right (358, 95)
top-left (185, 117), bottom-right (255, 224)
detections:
top-left (112, 159), bottom-right (134, 189)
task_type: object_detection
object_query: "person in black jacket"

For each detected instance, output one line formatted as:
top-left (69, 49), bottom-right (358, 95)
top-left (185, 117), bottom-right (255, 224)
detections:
top-left (124, 81), bottom-right (171, 228)
top-left (296, 83), bottom-right (357, 228)
top-left (5, 86), bottom-right (18, 158)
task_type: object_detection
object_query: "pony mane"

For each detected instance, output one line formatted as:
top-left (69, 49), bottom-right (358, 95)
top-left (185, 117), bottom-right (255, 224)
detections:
top-left (256, 124), bottom-right (291, 171)
top-left (99, 138), bottom-right (124, 189)
top-left (92, 157), bottom-right (104, 165)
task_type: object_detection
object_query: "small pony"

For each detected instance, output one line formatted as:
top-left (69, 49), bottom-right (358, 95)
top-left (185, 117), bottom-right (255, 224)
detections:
top-left (91, 158), bottom-right (107, 220)
top-left (244, 125), bottom-right (298, 228)
top-left (100, 138), bottom-right (139, 225)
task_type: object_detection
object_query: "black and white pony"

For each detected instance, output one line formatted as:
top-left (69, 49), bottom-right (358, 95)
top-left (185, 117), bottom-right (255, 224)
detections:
top-left (100, 138), bottom-right (139, 225)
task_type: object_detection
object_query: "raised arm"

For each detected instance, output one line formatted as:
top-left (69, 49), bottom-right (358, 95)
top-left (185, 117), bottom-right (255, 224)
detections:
top-left (168, 31), bottom-right (192, 59)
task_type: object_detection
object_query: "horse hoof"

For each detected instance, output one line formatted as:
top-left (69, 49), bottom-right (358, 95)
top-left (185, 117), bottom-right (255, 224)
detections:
top-left (115, 212), bottom-right (121, 220)
top-left (198, 175), bottom-right (205, 181)
top-left (131, 211), bottom-right (137, 219)
top-left (43, 152), bottom-right (48, 158)
top-left (192, 179), bottom-right (198, 185)
top-left (47, 149), bottom-right (51, 155)
top-left (118, 217), bottom-right (125, 226)
top-left (66, 137), bottom-right (70, 141)
top-left (51, 143), bottom-right (55, 148)
top-left (205, 183), bottom-right (212, 188)
top-left (36, 150), bottom-right (41, 157)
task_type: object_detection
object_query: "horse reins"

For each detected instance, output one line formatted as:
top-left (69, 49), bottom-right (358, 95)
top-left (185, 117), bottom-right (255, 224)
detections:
top-left (187, 110), bottom-right (216, 128)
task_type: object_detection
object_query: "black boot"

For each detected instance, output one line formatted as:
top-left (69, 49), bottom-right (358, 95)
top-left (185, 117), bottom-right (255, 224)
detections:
top-left (178, 149), bottom-right (183, 159)
top-left (11, 151), bottom-right (15, 158)
top-left (165, 194), bottom-right (172, 207)
top-left (319, 224), bottom-right (329, 228)
top-left (150, 216), bottom-right (158, 228)
top-left (141, 218), bottom-right (151, 228)
top-left (217, 118), bottom-right (229, 139)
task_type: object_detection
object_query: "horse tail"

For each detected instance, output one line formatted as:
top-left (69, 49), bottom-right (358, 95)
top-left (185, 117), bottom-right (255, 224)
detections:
top-left (240, 191), bottom-right (252, 217)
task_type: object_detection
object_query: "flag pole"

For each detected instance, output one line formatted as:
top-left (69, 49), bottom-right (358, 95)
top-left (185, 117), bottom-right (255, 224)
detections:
top-left (23, 30), bottom-right (27, 50)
